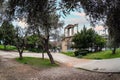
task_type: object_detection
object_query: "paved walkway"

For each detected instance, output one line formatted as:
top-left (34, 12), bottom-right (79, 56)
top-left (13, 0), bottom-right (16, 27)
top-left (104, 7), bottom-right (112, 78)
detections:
top-left (0, 50), bottom-right (120, 72)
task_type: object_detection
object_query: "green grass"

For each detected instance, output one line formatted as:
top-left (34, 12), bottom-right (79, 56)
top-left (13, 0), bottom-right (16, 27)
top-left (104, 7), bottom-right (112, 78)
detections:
top-left (61, 49), bottom-right (120, 59)
top-left (61, 51), bottom-right (75, 57)
top-left (0, 45), bottom-right (16, 51)
top-left (16, 57), bottom-right (58, 68)
top-left (82, 49), bottom-right (120, 59)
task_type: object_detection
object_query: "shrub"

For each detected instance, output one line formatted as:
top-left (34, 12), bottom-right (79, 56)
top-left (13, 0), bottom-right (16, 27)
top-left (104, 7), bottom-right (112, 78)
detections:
top-left (74, 50), bottom-right (89, 56)
top-left (28, 48), bottom-right (43, 53)
top-left (62, 51), bottom-right (74, 57)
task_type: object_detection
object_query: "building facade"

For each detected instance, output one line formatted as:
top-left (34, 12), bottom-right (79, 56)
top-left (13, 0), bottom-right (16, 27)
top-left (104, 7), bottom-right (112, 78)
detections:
top-left (62, 24), bottom-right (78, 52)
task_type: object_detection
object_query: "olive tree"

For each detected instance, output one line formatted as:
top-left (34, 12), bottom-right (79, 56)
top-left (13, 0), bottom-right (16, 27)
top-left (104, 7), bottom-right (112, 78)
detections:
top-left (72, 27), bottom-right (106, 52)
top-left (14, 26), bottom-right (28, 59)
top-left (1, 0), bottom-right (63, 64)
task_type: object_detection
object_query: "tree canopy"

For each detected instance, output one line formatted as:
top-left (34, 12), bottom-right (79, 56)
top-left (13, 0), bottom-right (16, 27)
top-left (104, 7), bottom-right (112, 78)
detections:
top-left (0, 20), bottom-right (15, 49)
top-left (0, 0), bottom-right (63, 64)
top-left (72, 27), bottom-right (106, 52)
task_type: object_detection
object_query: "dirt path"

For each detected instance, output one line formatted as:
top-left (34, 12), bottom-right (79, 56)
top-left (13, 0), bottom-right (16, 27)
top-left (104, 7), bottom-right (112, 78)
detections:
top-left (0, 56), bottom-right (120, 80)
top-left (1, 50), bottom-right (120, 72)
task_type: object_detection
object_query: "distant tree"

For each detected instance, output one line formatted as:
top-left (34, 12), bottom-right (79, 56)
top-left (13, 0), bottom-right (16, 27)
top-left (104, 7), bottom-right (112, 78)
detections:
top-left (26, 34), bottom-right (45, 56)
top-left (14, 26), bottom-right (28, 59)
top-left (72, 27), bottom-right (106, 52)
top-left (94, 34), bottom-right (106, 52)
top-left (0, 20), bottom-right (15, 50)
top-left (26, 35), bottom-right (39, 50)
top-left (73, 27), bottom-right (88, 50)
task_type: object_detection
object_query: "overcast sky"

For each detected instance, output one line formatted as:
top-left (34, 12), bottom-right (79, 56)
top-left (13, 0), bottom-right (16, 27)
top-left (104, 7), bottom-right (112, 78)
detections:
top-left (12, 7), bottom-right (106, 35)
top-left (61, 11), bottom-right (91, 29)
top-left (61, 11), bottom-right (106, 35)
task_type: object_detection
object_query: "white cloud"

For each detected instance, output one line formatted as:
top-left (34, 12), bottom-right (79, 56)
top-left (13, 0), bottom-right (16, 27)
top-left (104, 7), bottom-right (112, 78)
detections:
top-left (17, 21), bottom-right (28, 28)
top-left (64, 16), bottom-right (89, 26)
top-left (94, 25), bottom-right (104, 31)
top-left (12, 20), bottom-right (28, 28)
top-left (61, 11), bottom-right (90, 33)
top-left (93, 25), bottom-right (108, 35)
top-left (71, 12), bottom-right (86, 17)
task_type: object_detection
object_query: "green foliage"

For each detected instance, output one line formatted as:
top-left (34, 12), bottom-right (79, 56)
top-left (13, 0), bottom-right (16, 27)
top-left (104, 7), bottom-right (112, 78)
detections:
top-left (26, 34), bottom-right (44, 53)
top-left (72, 27), bottom-right (106, 51)
top-left (0, 20), bottom-right (15, 46)
top-left (28, 48), bottom-right (43, 53)
top-left (0, 45), bottom-right (16, 51)
top-left (16, 57), bottom-right (58, 68)
top-left (95, 34), bottom-right (106, 48)
top-left (27, 35), bottom-right (39, 45)
top-left (72, 27), bottom-right (95, 49)
top-left (61, 51), bottom-right (74, 57)
top-left (82, 49), bottom-right (120, 59)
top-left (62, 49), bottom-right (120, 59)
top-left (74, 50), bottom-right (89, 56)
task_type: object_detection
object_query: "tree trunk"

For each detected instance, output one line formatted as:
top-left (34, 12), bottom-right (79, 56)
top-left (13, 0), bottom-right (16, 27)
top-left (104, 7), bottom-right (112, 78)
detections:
top-left (94, 46), bottom-right (98, 52)
top-left (112, 47), bottom-right (116, 54)
top-left (45, 37), bottom-right (55, 64)
top-left (46, 50), bottom-right (55, 64)
top-left (42, 51), bottom-right (44, 59)
top-left (99, 47), bottom-right (102, 51)
top-left (19, 52), bottom-right (23, 60)
top-left (17, 47), bottom-right (24, 60)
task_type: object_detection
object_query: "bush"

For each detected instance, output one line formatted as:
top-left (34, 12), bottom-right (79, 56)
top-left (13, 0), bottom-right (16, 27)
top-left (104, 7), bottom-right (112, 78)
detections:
top-left (0, 45), bottom-right (16, 51)
top-left (74, 50), bottom-right (89, 56)
top-left (28, 48), bottom-right (43, 53)
top-left (61, 51), bottom-right (74, 57)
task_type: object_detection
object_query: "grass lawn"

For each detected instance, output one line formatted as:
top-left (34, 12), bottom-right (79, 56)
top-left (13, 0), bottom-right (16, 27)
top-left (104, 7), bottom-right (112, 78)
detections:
top-left (82, 49), bottom-right (120, 59)
top-left (0, 45), bottom-right (16, 51)
top-left (0, 45), bottom-right (45, 53)
top-left (62, 49), bottom-right (120, 59)
top-left (16, 57), bottom-right (58, 68)
top-left (61, 51), bottom-right (75, 57)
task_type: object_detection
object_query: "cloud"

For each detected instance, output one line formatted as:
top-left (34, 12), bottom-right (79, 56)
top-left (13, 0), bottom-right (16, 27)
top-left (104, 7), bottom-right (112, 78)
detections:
top-left (93, 25), bottom-right (108, 35)
top-left (64, 16), bottom-right (89, 26)
top-left (17, 21), bottom-right (28, 28)
top-left (60, 11), bottom-right (91, 33)
top-left (12, 20), bottom-right (28, 28)
top-left (71, 12), bottom-right (86, 17)
top-left (62, 11), bottom-right (89, 26)
top-left (94, 25), bottom-right (104, 31)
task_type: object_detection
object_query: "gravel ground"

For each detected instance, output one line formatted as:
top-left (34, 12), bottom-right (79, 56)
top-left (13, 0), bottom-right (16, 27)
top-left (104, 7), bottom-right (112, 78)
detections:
top-left (0, 57), bottom-right (120, 80)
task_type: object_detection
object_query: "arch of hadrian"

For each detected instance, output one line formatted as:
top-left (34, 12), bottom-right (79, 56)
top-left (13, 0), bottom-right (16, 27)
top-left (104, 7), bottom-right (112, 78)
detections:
top-left (62, 24), bottom-right (78, 52)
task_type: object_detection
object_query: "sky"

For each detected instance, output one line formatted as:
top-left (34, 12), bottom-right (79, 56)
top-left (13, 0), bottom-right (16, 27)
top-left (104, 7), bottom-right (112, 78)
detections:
top-left (11, 1), bottom-right (89, 30)
top-left (57, 0), bottom-right (106, 35)
top-left (60, 11), bottom-right (106, 35)
top-left (61, 11), bottom-right (91, 30)
top-left (12, 19), bottom-right (28, 28)
top-left (11, 0), bottom-right (106, 35)
top-left (12, 11), bottom-right (106, 35)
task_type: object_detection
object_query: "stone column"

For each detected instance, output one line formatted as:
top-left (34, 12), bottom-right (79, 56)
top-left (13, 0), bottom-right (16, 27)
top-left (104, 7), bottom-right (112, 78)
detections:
top-left (68, 28), bottom-right (70, 37)
top-left (72, 27), bottom-right (74, 36)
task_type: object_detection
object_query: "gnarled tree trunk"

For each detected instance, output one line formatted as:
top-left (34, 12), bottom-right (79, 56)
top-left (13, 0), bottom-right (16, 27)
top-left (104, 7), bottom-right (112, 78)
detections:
top-left (19, 52), bottom-right (23, 59)
top-left (45, 36), bottom-right (55, 64)
top-left (18, 47), bottom-right (24, 60)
